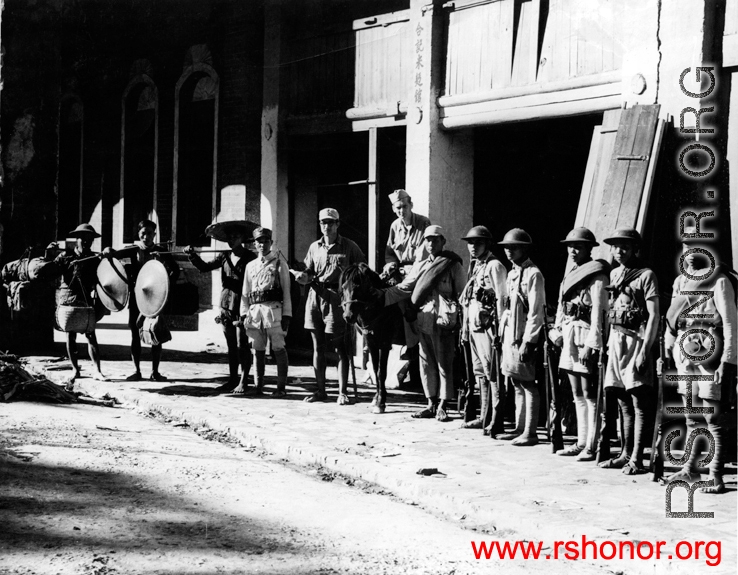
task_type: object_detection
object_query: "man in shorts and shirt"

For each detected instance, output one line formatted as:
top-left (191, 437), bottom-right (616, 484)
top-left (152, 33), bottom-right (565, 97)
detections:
top-left (598, 228), bottom-right (659, 475)
top-left (293, 208), bottom-right (366, 404)
top-left (663, 227), bottom-right (737, 494)
top-left (240, 227), bottom-right (292, 397)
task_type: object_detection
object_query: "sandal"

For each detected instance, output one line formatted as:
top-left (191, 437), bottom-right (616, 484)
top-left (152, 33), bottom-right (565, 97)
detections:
top-left (304, 390), bottom-right (328, 403)
top-left (126, 371), bottom-right (143, 381)
top-left (557, 444), bottom-right (584, 457)
top-left (150, 372), bottom-right (168, 382)
top-left (598, 457), bottom-right (627, 469)
top-left (271, 389), bottom-right (287, 398)
top-left (337, 393), bottom-right (352, 406)
top-left (411, 407), bottom-right (435, 419)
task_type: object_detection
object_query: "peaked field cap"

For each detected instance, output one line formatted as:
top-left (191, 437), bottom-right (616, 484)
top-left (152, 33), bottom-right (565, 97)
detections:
top-left (603, 227), bottom-right (642, 245)
top-left (423, 225), bottom-right (445, 238)
top-left (561, 227), bottom-right (598, 246)
top-left (462, 225), bottom-right (493, 242)
top-left (318, 208), bottom-right (340, 221)
top-left (388, 189), bottom-right (411, 204)
top-left (498, 228), bottom-right (532, 246)
top-left (68, 223), bottom-right (101, 238)
top-left (253, 227), bottom-right (272, 240)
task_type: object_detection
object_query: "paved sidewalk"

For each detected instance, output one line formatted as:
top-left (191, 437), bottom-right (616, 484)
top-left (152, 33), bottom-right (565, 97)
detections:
top-left (24, 313), bottom-right (738, 575)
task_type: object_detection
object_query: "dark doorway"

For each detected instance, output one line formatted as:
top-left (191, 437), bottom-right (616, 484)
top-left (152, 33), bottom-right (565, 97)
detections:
top-left (474, 113), bottom-right (603, 302)
top-left (57, 99), bottom-right (83, 237)
top-left (123, 84), bottom-right (156, 243)
top-left (176, 74), bottom-right (216, 247)
top-left (376, 127), bottom-right (406, 267)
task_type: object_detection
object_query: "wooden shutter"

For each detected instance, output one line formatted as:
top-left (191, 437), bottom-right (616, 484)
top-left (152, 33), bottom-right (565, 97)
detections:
top-left (575, 104), bottom-right (664, 261)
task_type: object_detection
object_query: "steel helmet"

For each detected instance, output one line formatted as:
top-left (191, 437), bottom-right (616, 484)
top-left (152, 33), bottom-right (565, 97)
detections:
top-left (561, 227), bottom-right (599, 246)
top-left (462, 225), bottom-right (493, 242)
top-left (603, 227), bottom-right (642, 246)
top-left (498, 228), bottom-right (532, 246)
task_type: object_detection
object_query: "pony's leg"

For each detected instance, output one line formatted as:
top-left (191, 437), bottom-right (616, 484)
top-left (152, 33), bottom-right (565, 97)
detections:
top-left (368, 345), bottom-right (382, 411)
top-left (378, 345), bottom-right (390, 408)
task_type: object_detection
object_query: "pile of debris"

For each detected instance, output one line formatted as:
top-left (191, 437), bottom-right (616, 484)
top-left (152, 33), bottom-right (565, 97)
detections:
top-left (0, 354), bottom-right (114, 407)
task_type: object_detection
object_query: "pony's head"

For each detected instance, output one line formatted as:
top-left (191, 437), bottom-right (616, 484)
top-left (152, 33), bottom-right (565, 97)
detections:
top-left (339, 263), bottom-right (382, 324)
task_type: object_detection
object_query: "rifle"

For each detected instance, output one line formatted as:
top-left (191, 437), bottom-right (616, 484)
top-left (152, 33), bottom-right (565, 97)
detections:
top-left (594, 309), bottom-right (613, 463)
top-left (649, 315), bottom-right (666, 480)
top-left (543, 307), bottom-right (564, 453)
top-left (459, 338), bottom-right (477, 420)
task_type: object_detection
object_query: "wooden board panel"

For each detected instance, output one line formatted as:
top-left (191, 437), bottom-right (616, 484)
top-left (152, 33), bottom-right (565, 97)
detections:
top-left (590, 104), bottom-right (661, 260)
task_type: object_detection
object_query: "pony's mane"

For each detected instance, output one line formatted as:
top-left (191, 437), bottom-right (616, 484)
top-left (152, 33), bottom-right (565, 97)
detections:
top-left (340, 262), bottom-right (381, 290)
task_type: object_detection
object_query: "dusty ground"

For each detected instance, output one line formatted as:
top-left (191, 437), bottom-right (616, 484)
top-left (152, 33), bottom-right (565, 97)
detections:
top-left (0, 401), bottom-right (556, 575)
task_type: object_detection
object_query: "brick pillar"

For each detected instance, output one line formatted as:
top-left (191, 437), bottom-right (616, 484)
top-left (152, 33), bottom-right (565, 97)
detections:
top-left (405, 0), bottom-right (474, 263)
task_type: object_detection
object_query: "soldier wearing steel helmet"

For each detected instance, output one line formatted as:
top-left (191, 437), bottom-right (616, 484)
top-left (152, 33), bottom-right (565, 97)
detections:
top-left (459, 226), bottom-right (508, 436)
top-left (598, 227), bottom-right (659, 475)
top-left (498, 228), bottom-right (546, 446)
top-left (662, 226), bottom-right (737, 494)
top-left (549, 227), bottom-right (609, 460)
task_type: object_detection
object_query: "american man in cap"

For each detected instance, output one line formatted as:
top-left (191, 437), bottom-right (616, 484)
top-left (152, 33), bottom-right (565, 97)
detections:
top-left (598, 227), bottom-right (658, 475)
top-left (293, 208), bottom-right (366, 404)
top-left (382, 189), bottom-right (431, 386)
top-left (498, 228), bottom-right (546, 446)
top-left (662, 226), bottom-right (737, 493)
top-left (240, 227), bottom-right (292, 397)
top-left (549, 227), bottom-right (609, 460)
top-left (459, 225), bottom-right (508, 436)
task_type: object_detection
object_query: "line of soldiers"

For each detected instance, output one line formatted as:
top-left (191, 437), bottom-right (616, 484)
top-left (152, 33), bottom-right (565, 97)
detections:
top-left (49, 190), bottom-right (735, 494)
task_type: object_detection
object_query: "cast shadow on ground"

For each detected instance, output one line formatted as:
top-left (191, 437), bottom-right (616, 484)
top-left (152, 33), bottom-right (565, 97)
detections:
top-left (0, 447), bottom-right (300, 559)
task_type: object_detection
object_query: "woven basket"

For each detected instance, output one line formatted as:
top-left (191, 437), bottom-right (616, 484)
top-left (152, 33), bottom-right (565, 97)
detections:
top-left (55, 305), bottom-right (96, 333)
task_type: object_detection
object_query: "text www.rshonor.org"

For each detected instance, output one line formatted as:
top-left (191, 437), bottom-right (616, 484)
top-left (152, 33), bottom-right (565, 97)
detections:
top-left (471, 537), bottom-right (721, 566)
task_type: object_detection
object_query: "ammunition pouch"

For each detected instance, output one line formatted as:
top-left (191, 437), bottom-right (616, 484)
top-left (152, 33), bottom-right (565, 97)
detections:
top-left (609, 308), bottom-right (644, 331)
top-left (563, 301), bottom-right (591, 321)
top-left (245, 288), bottom-right (282, 305)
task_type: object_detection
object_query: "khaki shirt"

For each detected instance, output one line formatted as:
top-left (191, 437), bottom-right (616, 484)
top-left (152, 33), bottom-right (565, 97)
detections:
top-left (385, 213), bottom-right (431, 268)
top-left (501, 259), bottom-right (545, 346)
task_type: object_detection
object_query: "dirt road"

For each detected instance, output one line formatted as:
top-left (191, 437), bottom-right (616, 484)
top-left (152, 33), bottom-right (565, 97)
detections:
top-left (0, 401), bottom-right (549, 575)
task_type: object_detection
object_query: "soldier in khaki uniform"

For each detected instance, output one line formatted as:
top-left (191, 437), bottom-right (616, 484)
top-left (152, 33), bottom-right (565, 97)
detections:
top-left (663, 227), bottom-right (737, 494)
top-left (598, 228), bottom-right (659, 475)
top-left (240, 227), bottom-right (292, 397)
top-left (459, 226), bottom-right (508, 436)
top-left (549, 227), bottom-right (609, 461)
top-left (498, 229), bottom-right (546, 446)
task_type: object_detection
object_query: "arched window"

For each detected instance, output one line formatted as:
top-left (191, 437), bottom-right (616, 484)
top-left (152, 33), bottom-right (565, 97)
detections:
top-left (119, 62), bottom-right (158, 245)
top-left (57, 96), bottom-right (84, 238)
top-left (173, 45), bottom-right (219, 246)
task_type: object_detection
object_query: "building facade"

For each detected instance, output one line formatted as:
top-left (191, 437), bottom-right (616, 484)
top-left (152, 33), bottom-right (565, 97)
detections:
top-left (0, 0), bottom-right (734, 345)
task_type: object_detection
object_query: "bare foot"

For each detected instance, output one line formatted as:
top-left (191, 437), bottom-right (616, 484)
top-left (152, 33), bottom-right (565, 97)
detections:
top-left (497, 430), bottom-right (523, 441)
top-left (231, 383), bottom-right (247, 394)
top-left (663, 467), bottom-right (700, 484)
top-left (512, 435), bottom-right (538, 446)
top-left (93, 371), bottom-right (109, 382)
top-left (700, 474), bottom-right (726, 494)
